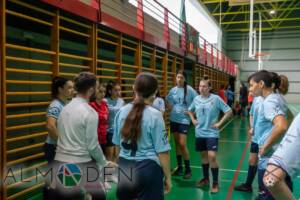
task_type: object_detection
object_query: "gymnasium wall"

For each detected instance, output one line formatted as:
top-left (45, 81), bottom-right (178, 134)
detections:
top-left (1, 1), bottom-right (231, 199)
top-left (226, 30), bottom-right (300, 103)
top-left (101, 0), bottom-right (181, 50)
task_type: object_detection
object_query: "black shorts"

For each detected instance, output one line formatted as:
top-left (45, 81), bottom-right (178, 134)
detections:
top-left (170, 121), bottom-right (189, 134)
top-left (44, 143), bottom-right (56, 163)
top-left (117, 158), bottom-right (164, 200)
top-left (106, 131), bottom-right (115, 147)
top-left (196, 137), bottom-right (219, 152)
top-left (250, 142), bottom-right (259, 154)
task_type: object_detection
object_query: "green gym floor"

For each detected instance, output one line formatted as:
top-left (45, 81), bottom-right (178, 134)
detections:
top-left (28, 116), bottom-right (300, 200)
top-left (107, 116), bottom-right (300, 200)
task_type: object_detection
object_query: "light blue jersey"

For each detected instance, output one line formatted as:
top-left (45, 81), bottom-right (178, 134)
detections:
top-left (188, 94), bottom-right (231, 138)
top-left (255, 93), bottom-right (287, 169)
top-left (276, 93), bottom-right (288, 115)
top-left (152, 97), bottom-right (165, 113)
top-left (105, 97), bottom-right (125, 134)
top-left (269, 113), bottom-right (300, 177)
top-left (249, 96), bottom-right (264, 144)
top-left (166, 85), bottom-right (198, 125)
top-left (45, 99), bottom-right (65, 144)
top-left (112, 104), bottom-right (171, 166)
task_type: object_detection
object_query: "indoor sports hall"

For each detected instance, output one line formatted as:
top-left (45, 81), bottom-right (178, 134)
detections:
top-left (1, 0), bottom-right (300, 199)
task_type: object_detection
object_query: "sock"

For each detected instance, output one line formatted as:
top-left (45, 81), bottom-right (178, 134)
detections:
top-left (245, 165), bottom-right (257, 187)
top-left (176, 155), bottom-right (183, 169)
top-left (184, 160), bottom-right (191, 173)
top-left (202, 164), bottom-right (209, 180)
top-left (211, 167), bottom-right (219, 185)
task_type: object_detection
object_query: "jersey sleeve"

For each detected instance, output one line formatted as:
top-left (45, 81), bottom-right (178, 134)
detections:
top-left (188, 86), bottom-right (198, 104)
top-left (47, 103), bottom-right (62, 119)
top-left (160, 98), bottom-right (166, 112)
top-left (217, 96), bottom-right (231, 113)
top-left (264, 99), bottom-right (285, 122)
top-left (188, 98), bottom-right (196, 112)
top-left (150, 113), bottom-right (171, 153)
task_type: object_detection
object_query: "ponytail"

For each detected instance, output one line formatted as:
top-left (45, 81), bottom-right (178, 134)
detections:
top-left (278, 75), bottom-right (289, 95)
top-left (120, 73), bottom-right (158, 143)
top-left (269, 72), bottom-right (289, 95)
top-left (121, 97), bottom-right (145, 142)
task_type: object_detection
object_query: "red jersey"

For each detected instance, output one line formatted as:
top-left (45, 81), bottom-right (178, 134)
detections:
top-left (89, 100), bottom-right (109, 145)
top-left (248, 94), bottom-right (254, 104)
top-left (218, 89), bottom-right (227, 103)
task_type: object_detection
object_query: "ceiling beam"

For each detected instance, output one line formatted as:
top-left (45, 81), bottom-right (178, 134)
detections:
top-left (256, 3), bottom-right (275, 28)
top-left (275, 0), bottom-right (300, 28)
top-left (221, 17), bottom-right (300, 25)
top-left (224, 6), bottom-right (244, 29)
top-left (202, 0), bottom-right (293, 4)
top-left (226, 25), bottom-right (300, 32)
top-left (212, 3), bottom-right (221, 14)
top-left (212, 6), bottom-right (300, 16)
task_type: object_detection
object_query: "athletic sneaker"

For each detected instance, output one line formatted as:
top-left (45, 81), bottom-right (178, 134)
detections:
top-left (211, 183), bottom-right (219, 193)
top-left (183, 171), bottom-right (192, 179)
top-left (234, 183), bottom-right (253, 192)
top-left (172, 167), bottom-right (184, 176)
top-left (196, 178), bottom-right (209, 188)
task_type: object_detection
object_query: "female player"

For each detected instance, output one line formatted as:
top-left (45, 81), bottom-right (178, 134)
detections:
top-left (152, 89), bottom-right (165, 115)
top-left (248, 70), bottom-right (291, 200)
top-left (113, 73), bottom-right (171, 200)
top-left (105, 80), bottom-right (125, 161)
top-left (44, 76), bottom-right (73, 163)
top-left (234, 72), bottom-right (267, 193)
top-left (166, 69), bottom-right (198, 179)
top-left (90, 82), bottom-right (109, 153)
top-left (188, 77), bottom-right (232, 193)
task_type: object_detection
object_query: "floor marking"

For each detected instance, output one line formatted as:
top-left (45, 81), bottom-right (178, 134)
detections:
top-left (219, 117), bottom-right (236, 132)
top-left (225, 140), bottom-right (251, 200)
top-left (190, 166), bottom-right (247, 173)
top-left (219, 140), bottom-right (247, 144)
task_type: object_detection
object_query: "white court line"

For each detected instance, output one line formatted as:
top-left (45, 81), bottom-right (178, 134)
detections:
top-left (219, 118), bottom-right (248, 143)
top-left (190, 166), bottom-right (300, 179)
top-left (190, 165), bottom-right (247, 173)
top-left (223, 128), bottom-right (249, 130)
top-left (219, 116), bottom-right (236, 132)
top-left (219, 140), bottom-right (247, 144)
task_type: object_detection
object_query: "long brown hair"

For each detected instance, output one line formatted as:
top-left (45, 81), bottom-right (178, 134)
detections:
top-left (278, 75), bottom-right (289, 95)
top-left (121, 73), bottom-right (158, 142)
top-left (269, 72), bottom-right (289, 95)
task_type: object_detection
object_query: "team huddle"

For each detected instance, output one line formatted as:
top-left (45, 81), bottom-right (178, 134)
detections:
top-left (43, 69), bottom-right (299, 200)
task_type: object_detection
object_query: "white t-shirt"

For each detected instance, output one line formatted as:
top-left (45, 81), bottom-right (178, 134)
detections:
top-left (55, 97), bottom-right (107, 166)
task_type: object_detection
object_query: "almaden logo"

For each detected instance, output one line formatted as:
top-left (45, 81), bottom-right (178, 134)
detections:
top-left (57, 163), bottom-right (82, 188)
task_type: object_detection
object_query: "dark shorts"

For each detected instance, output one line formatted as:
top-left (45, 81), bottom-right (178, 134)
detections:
top-left (100, 144), bottom-right (106, 153)
top-left (117, 157), bottom-right (164, 200)
top-left (44, 143), bottom-right (56, 163)
top-left (196, 137), bottom-right (219, 152)
top-left (250, 142), bottom-right (259, 154)
top-left (106, 132), bottom-right (115, 147)
top-left (170, 121), bottom-right (189, 134)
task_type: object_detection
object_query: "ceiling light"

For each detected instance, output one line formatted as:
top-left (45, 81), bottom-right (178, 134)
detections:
top-left (269, 10), bottom-right (276, 15)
